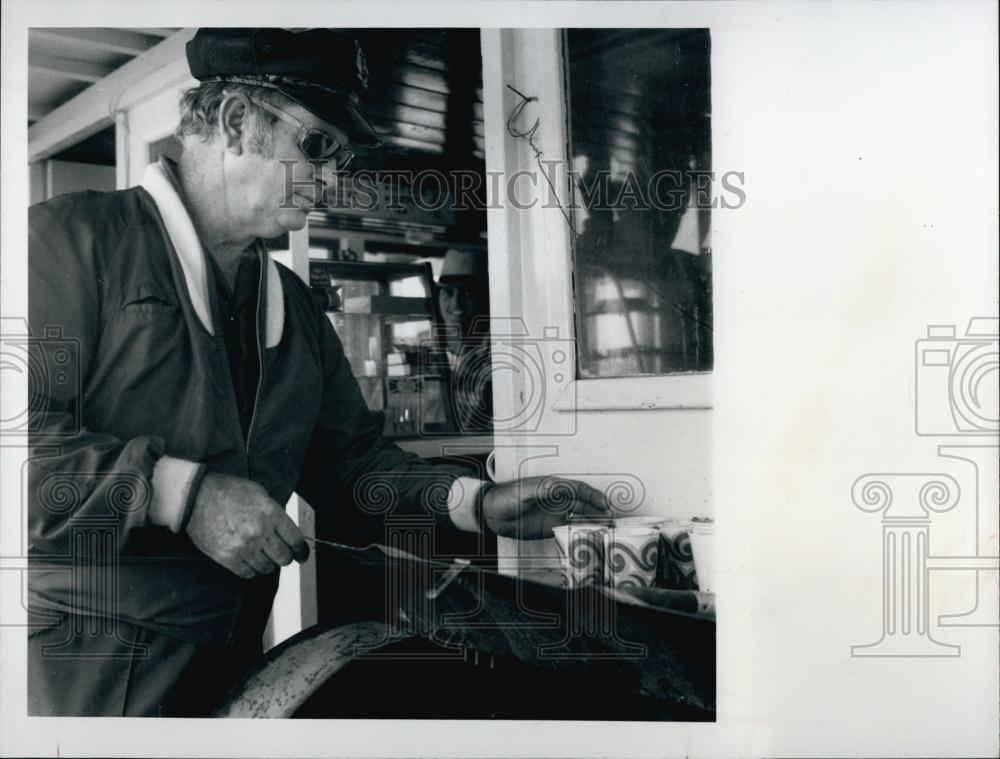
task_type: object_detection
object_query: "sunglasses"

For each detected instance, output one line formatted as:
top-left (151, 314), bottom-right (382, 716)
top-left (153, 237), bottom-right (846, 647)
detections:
top-left (247, 96), bottom-right (355, 169)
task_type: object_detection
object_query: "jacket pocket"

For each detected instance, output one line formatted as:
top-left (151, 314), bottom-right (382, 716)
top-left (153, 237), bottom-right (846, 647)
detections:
top-left (113, 284), bottom-right (181, 319)
top-left (96, 284), bottom-right (192, 401)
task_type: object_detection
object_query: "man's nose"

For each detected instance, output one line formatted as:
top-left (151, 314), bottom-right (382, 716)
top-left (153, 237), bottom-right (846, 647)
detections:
top-left (317, 161), bottom-right (338, 189)
top-left (310, 162), bottom-right (341, 207)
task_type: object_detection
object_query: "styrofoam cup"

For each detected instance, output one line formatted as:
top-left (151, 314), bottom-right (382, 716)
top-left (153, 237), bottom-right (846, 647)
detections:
top-left (552, 523), bottom-right (608, 587)
top-left (657, 520), bottom-right (698, 589)
top-left (603, 526), bottom-right (660, 590)
top-left (689, 523), bottom-right (715, 592)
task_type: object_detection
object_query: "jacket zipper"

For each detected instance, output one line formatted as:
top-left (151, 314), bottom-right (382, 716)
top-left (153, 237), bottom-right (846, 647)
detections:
top-left (245, 247), bottom-right (266, 461)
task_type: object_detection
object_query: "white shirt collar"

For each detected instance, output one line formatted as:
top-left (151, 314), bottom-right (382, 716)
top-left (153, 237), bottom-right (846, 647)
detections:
top-left (138, 158), bottom-right (285, 348)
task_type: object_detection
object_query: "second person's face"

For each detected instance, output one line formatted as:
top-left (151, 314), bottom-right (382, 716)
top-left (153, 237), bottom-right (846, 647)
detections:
top-left (439, 284), bottom-right (479, 328)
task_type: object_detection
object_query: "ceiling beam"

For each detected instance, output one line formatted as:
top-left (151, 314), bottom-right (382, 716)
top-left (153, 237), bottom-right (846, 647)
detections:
top-left (29, 51), bottom-right (115, 84)
top-left (30, 28), bottom-right (163, 57)
top-left (129, 28), bottom-right (179, 38)
top-left (28, 102), bottom-right (55, 122)
top-left (29, 29), bottom-right (197, 163)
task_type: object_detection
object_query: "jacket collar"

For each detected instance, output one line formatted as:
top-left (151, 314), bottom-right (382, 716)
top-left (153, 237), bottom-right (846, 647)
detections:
top-left (138, 158), bottom-right (285, 348)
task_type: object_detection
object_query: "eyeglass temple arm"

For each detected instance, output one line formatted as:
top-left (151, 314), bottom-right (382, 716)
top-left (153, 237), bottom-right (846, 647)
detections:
top-left (248, 97), bottom-right (304, 131)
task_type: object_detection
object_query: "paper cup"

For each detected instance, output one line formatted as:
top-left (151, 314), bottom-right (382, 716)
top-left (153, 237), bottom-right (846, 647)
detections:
top-left (658, 520), bottom-right (698, 589)
top-left (689, 523), bottom-right (715, 592)
top-left (603, 526), bottom-right (660, 590)
top-left (552, 523), bottom-right (608, 588)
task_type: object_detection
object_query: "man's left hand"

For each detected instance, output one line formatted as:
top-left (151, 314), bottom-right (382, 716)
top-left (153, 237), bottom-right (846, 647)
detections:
top-left (481, 476), bottom-right (612, 539)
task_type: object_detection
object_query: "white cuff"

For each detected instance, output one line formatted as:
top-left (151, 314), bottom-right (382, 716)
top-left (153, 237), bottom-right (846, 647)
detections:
top-left (446, 477), bottom-right (486, 533)
top-left (148, 455), bottom-right (203, 533)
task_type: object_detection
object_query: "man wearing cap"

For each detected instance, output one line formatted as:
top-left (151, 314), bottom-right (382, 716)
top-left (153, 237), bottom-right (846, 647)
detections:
top-left (27, 28), bottom-right (609, 717)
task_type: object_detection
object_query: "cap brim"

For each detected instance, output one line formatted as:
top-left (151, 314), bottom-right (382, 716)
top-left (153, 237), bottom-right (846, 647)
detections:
top-left (278, 85), bottom-right (382, 148)
top-left (438, 275), bottom-right (484, 284)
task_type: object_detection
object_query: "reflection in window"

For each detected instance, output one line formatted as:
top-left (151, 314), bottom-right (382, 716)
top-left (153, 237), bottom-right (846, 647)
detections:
top-left (566, 29), bottom-right (712, 378)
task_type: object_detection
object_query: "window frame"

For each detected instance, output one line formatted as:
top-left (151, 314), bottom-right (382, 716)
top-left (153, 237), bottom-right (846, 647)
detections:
top-left (481, 28), bottom-right (712, 415)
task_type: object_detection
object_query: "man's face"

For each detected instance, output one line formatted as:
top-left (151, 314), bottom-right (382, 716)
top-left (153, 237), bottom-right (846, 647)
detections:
top-left (224, 97), bottom-right (349, 239)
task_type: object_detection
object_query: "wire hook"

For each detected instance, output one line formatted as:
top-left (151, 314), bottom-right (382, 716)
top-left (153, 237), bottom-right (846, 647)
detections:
top-left (505, 84), bottom-right (540, 143)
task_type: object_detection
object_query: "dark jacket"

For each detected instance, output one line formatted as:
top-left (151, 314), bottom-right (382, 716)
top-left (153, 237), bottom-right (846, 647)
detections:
top-left (28, 175), bottom-right (471, 649)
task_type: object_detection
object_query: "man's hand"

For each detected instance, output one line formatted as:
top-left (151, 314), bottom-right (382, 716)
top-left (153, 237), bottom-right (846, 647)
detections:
top-left (481, 476), bottom-right (612, 540)
top-left (185, 472), bottom-right (309, 579)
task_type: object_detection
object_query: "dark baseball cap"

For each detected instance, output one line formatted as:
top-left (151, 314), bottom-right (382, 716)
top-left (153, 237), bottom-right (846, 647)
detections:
top-left (186, 28), bottom-right (382, 147)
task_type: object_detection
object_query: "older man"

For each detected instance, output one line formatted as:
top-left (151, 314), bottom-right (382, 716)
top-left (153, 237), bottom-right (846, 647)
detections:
top-left (27, 28), bottom-right (608, 717)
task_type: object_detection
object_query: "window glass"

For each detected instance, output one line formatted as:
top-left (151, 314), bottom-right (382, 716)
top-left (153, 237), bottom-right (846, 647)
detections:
top-left (565, 29), bottom-right (713, 378)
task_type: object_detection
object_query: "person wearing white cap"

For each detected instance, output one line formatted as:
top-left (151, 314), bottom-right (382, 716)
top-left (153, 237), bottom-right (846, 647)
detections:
top-left (436, 249), bottom-right (493, 432)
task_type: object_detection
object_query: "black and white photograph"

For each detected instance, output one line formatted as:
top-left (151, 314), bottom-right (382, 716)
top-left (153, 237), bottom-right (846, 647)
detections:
top-left (0, 1), bottom-right (996, 757)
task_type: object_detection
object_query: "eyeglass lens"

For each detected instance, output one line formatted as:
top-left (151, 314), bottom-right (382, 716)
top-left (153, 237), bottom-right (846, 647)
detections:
top-left (301, 130), bottom-right (354, 168)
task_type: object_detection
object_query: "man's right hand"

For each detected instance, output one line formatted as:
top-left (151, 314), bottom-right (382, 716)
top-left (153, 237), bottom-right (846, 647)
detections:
top-left (185, 472), bottom-right (309, 579)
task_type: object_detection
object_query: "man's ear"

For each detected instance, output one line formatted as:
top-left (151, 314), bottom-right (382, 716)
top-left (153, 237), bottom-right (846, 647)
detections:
top-left (218, 93), bottom-right (250, 155)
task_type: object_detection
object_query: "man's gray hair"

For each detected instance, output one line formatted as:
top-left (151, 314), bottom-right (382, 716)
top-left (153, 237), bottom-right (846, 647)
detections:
top-left (175, 81), bottom-right (280, 155)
